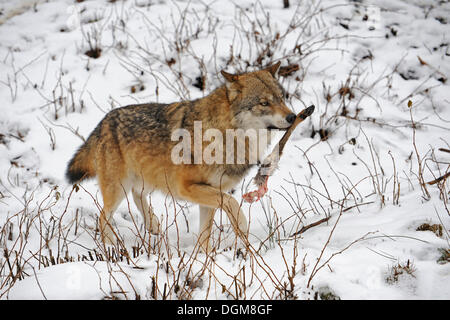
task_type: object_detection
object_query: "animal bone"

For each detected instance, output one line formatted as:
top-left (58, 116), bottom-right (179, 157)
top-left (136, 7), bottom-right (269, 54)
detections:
top-left (243, 105), bottom-right (315, 203)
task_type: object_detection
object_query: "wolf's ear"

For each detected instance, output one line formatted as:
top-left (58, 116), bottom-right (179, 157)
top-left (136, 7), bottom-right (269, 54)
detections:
top-left (264, 61), bottom-right (281, 76)
top-left (221, 70), bottom-right (240, 102)
top-left (221, 70), bottom-right (239, 82)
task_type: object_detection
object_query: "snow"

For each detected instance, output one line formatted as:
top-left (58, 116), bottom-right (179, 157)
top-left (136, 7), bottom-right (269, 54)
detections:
top-left (0, 0), bottom-right (449, 300)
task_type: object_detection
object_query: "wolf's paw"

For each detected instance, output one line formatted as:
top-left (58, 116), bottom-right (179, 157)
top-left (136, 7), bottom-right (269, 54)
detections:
top-left (198, 242), bottom-right (216, 256)
top-left (101, 230), bottom-right (117, 249)
top-left (149, 215), bottom-right (161, 235)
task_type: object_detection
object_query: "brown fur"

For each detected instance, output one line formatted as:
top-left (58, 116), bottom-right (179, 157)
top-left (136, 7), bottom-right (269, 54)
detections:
top-left (66, 62), bottom-right (295, 252)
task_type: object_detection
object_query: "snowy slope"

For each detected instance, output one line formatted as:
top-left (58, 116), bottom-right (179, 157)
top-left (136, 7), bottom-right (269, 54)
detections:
top-left (0, 0), bottom-right (449, 300)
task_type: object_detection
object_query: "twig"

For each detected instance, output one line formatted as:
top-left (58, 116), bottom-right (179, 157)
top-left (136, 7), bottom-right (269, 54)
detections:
top-left (427, 172), bottom-right (450, 185)
top-left (290, 216), bottom-right (331, 237)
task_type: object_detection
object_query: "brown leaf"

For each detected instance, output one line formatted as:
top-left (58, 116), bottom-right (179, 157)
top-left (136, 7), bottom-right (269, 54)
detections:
top-left (417, 56), bottom-right (427, 66)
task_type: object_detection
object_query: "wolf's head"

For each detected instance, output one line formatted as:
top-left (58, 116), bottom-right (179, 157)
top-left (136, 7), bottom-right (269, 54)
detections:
top-left (221, 62), bottom-right (296, 131)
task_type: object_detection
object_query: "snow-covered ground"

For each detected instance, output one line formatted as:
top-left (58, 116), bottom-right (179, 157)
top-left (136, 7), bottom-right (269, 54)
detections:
top-left (0, 0), bottom-right (449, 300)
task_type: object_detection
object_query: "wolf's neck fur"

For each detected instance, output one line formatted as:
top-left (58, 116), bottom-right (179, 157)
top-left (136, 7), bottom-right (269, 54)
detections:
top-left (190, 85), bottom-right (235, 132)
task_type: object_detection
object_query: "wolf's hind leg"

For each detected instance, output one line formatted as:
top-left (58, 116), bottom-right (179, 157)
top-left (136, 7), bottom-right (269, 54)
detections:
top-left (99, 184), bottom-right (126, 246)
top-left (198, 205), bottom-right (216, 253)
top-left (132, 188), bottom-right (160, 235)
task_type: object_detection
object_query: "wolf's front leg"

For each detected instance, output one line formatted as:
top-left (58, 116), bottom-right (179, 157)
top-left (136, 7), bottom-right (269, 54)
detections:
top-left (178, 183), bottom-right (249, 250)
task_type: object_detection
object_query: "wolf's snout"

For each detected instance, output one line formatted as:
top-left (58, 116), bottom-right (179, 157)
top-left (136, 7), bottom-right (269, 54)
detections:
top-left (286, 113), bottom-right (296, 124)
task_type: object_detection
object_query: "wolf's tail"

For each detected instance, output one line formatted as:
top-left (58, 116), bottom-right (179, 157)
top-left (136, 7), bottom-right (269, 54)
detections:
top-left (66, 135), bottom-right (97, 184)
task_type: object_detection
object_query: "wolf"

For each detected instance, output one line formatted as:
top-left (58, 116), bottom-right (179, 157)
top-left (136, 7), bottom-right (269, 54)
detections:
top-left (66, 61), bottom-right (296, 253)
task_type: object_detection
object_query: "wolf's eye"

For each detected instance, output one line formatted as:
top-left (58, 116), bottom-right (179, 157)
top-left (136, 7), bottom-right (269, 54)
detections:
top-left (260, 101), bottom-right (269, 106)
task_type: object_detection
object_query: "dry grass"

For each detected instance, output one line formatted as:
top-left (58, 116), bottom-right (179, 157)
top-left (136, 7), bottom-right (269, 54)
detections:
top-left (385, 260), bottom-right (416, 285)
